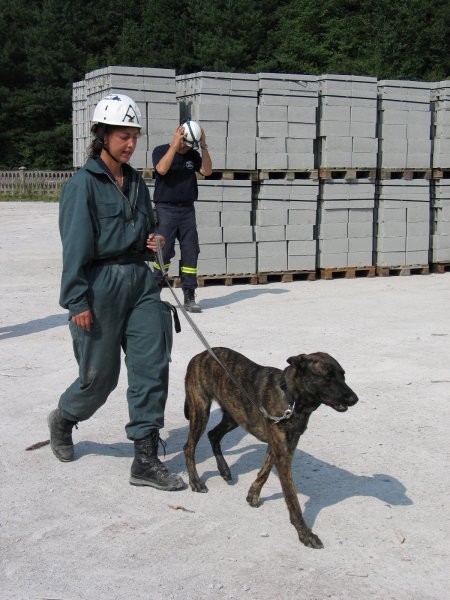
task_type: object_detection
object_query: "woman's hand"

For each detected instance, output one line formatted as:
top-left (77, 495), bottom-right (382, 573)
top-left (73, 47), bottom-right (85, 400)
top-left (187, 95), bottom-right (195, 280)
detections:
top-left (71, 309), bottom-right (93, 331)
top-left (147, 233), bottom-right (165, 252)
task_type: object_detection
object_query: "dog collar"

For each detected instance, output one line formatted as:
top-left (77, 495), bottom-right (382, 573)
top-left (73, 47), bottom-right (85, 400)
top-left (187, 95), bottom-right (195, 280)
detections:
top-left (265, 374), bottom-right (295, 423)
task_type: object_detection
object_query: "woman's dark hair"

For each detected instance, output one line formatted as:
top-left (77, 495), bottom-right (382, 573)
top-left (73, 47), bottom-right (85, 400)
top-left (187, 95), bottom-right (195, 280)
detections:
top-left (88, 123), bottom-right (114, 158)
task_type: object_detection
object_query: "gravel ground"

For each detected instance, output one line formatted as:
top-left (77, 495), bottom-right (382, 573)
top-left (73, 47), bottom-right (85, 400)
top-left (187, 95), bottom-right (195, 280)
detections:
top-left (1, 201), bottom-right (449, 600)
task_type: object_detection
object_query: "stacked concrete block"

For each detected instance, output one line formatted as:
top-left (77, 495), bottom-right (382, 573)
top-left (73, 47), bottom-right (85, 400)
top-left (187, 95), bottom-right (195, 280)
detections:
top-left (176, 71), bottom-right (259, 170)
top-left (196, 179), bottom-right (254, 275)
top-left (72, 69), bottom-right (450, 277)
top-left (432, 81), bottom-right (450, 169)
top-left (72, 81), bottom-right (88, 168)
top-left (72, 66), bottom-right (178, 168)
top-left (318, 74), bottom-right (378, 169)
top-left (378, 80), bottom-right (432, 169)
top-left (255, 180), bottom-right (288, 271)
top-left (431, 179), bottom-right (450, 263)
top-left (318, 179), bottom-right (376, 268)
top-left (255, 179), bottom-right (319, 271)
top-left (257, 73), bottom-right (319, 170)
top-left (377, 180), bottom-right (430, 267)
top-left (288, 180), bottom-right (320, 270)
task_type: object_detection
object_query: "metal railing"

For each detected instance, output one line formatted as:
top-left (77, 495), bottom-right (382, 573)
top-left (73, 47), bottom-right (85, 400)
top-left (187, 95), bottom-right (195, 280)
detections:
top-left (0, 168), bottom-right (75, 198)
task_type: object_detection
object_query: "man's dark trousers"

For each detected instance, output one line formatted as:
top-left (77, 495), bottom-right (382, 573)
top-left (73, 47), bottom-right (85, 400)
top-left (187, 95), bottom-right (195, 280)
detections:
top-left (154, 203), bottom-right (199, 289)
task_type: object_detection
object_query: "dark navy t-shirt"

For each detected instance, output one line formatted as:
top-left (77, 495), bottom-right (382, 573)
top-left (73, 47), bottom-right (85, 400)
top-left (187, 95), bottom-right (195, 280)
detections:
top-left (152, 144), bottom-right (202, 205)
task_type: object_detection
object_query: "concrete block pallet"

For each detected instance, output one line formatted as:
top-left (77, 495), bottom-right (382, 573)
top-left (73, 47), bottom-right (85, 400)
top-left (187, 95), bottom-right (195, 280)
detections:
top-left (73, 66), bottom-right (178, 168)
top-left (72, 67), bottom-right (450, 283)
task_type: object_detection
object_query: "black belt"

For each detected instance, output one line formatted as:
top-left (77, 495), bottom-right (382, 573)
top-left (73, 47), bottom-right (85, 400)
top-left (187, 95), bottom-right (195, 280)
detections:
top-left (92, 253), bottom-right (150, 266)
top-left (156, 202), bottom-right (192, 207)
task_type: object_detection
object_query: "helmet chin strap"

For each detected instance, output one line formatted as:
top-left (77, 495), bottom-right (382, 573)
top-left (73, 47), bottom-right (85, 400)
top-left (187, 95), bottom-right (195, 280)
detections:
top-left (103, 143), bottom-right (121, 164)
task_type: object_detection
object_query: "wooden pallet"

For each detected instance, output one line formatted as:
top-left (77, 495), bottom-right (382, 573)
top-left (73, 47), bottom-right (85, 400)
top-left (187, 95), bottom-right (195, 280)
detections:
top-left (319, 266), bottom-right (376, 280)
top-left (432, 169), bottom-right (450, 180)
top-left (379, 168), bottom-right (432, 180)
top-left (202, 170), bottom-right (257, 181)
top-left (168, 271), bottom-right (317, 287)
top-left (257, 270), bottom-right (316, 283)
top-left (319, 168), bottom-right (376, 181)
top-left (197, 273), bottom-right (259, 286)
top-left (141, 168), bottom-right (155, 180)
top-left (258, 169), bottom-right (319, 181)
top-left (431, 262), bottom-right (450, 274)
top-left (376, 265), bottom-right (430, 276)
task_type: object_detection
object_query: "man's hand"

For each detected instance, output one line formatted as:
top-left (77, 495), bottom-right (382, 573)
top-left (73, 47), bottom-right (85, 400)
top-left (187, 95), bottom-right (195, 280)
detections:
top-left (171, 126), bottom-right (185, 152)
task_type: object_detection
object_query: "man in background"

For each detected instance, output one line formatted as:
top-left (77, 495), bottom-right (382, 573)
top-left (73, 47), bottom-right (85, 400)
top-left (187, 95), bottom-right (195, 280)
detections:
top-left (152, 121), bottom-right (212, 312)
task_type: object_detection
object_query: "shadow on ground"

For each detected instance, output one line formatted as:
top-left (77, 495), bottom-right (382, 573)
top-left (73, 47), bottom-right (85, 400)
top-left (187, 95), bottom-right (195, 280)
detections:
top-left (71, 408), bottom-right (412, 529)
top-left (0, 314), bottom-right (66, 340)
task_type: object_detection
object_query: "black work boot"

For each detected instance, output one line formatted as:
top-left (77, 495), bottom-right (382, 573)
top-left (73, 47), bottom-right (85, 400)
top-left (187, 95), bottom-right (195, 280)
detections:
top-left (183, 288), bottom-right (201, 313)
top-left (47, 408), bottom-right (78, 462)
top-left (130, 430), bottom-right (185, 491)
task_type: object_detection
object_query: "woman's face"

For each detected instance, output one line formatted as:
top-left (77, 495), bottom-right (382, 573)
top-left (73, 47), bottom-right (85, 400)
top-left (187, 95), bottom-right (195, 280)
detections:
top-left (104, 127), bottom-right (140, 164)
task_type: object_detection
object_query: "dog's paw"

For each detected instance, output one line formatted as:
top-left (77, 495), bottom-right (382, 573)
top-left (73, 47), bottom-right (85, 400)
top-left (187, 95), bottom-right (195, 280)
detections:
top-left (189, 480), bottom-right (208, 493)
top-left (219, 469), bottom-right (232, 482)
top-left (246, 492), bottom-right (261, 508)
top-left (300, 531), bottom-right (324, 549)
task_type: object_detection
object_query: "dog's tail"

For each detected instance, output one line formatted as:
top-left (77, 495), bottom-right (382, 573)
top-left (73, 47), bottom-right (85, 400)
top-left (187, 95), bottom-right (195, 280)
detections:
top-left (184, 398), bottom-right (190, 421)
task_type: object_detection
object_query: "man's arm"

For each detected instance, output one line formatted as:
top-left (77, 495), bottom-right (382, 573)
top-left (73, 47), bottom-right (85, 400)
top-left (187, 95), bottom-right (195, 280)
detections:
top-left (199, 128), bottom-right (213, 177)
top-left (155, 126), bottom-right (185, 175)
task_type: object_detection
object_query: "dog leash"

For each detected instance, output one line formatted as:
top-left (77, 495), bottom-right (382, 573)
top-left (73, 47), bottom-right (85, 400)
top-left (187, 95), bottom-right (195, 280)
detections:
top-left (154, 238), bottom-right (295, 423)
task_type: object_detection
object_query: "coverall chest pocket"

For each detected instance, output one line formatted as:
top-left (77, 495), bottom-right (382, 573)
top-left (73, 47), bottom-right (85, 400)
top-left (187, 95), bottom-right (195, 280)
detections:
top-left (96, 202), bottom-right (124, 247)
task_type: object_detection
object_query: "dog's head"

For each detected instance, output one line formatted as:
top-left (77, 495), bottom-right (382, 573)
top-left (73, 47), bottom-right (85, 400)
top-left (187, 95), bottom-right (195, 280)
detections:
top-left (285, 352), bottom-right (358, 413)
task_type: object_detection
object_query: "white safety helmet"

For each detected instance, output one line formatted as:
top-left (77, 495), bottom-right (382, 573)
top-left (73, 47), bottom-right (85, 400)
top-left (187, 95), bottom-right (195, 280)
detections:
top-left (92, 94), bottom-right (142, 128)
top-left (182, 120), bottom-right (202, 149)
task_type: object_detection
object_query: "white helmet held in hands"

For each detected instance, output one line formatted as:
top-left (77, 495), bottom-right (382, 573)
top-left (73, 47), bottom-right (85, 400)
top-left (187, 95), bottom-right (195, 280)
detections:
top-left (92, 94), bottom-right (142, 128)
top-left (182, 120), bottom-right (202, 149)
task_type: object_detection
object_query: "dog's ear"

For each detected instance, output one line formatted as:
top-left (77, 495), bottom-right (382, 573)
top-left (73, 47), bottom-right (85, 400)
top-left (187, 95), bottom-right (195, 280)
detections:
top-left (287, 354), bottom-right (309, 369)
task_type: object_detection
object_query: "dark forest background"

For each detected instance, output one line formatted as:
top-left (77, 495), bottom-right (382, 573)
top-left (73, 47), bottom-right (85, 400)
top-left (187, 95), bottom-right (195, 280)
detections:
top-left (0, 0), bottom-right (449, 169)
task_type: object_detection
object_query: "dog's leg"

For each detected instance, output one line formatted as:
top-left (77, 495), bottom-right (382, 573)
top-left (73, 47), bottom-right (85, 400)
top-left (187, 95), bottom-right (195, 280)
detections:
top-left (207, 411), bottom-right (238, 482)
top-left (183, 390), bottom-right (211, 493)
top-left (246, 447), bottom-right (273, 507)
top-left (274, 453), bottom-right (323, 549)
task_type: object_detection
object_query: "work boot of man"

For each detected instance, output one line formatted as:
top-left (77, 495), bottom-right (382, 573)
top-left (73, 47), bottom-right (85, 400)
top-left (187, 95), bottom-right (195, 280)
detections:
top-left (183, 288), bottom-right (201, 313)
top-left (130, 430), bottom-right (186, 491)
top-left (47, 408), bottom-right (77, 462)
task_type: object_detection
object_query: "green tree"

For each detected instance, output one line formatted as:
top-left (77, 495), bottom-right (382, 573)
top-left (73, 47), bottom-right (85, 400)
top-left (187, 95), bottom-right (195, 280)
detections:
top-left (0, 0), bottom-right (448, 168)
top-left (268, 0), bottom-right (449, 79)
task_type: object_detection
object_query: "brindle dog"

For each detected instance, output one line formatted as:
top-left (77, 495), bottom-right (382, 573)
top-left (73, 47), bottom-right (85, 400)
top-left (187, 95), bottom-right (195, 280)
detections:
top-left (183, 347), bottom-right (358, 549)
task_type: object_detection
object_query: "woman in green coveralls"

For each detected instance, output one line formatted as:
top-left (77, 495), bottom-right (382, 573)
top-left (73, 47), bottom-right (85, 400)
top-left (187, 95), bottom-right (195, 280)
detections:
top-left (48, 94), bottom-right (185, 491)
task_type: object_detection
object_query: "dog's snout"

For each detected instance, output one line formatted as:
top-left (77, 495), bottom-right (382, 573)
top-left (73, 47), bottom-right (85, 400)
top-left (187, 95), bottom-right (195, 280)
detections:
top-left (347, 391), bottom-right (358, 406)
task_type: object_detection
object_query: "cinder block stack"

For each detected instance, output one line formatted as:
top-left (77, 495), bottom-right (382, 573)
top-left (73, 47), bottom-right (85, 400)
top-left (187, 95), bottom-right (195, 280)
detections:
top-left (432, 178), bottom-right (450, 263)
top-left (254, 179), bottom-right (319, 272)
top-left (257, 73), bottom-right (318, 170)
top-left (287, 180), bottom-right (320, 271)
top-left (196, 179), bottom-right (254, 276)
top-left (72, 81), bottom-right (87, 168)
top-left (431, 81), bottom-right (450, 265)
top-left (176, 71), bottom-right (259, 170)
top-left (432, 80), bottom-right (450, 169)
top-left (375, 80), bottom-right (433, 269)
top-left (72, 66), bottom-right (178, 168)
top-left (318, 74), bottom-right (378, 169)
top-left (376, 179), bottom-right (430, 268)
top-left (71, 68), bottom-right (450, 280)
top-left (378, 80), bottom-right (432, 169)
top-left (318, 179), bottom-right (375, 268)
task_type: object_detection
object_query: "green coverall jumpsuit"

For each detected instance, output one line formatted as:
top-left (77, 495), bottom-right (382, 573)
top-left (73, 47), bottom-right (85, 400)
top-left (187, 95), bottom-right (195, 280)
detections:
top-left (58, 158), bottom-right (173, 440)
